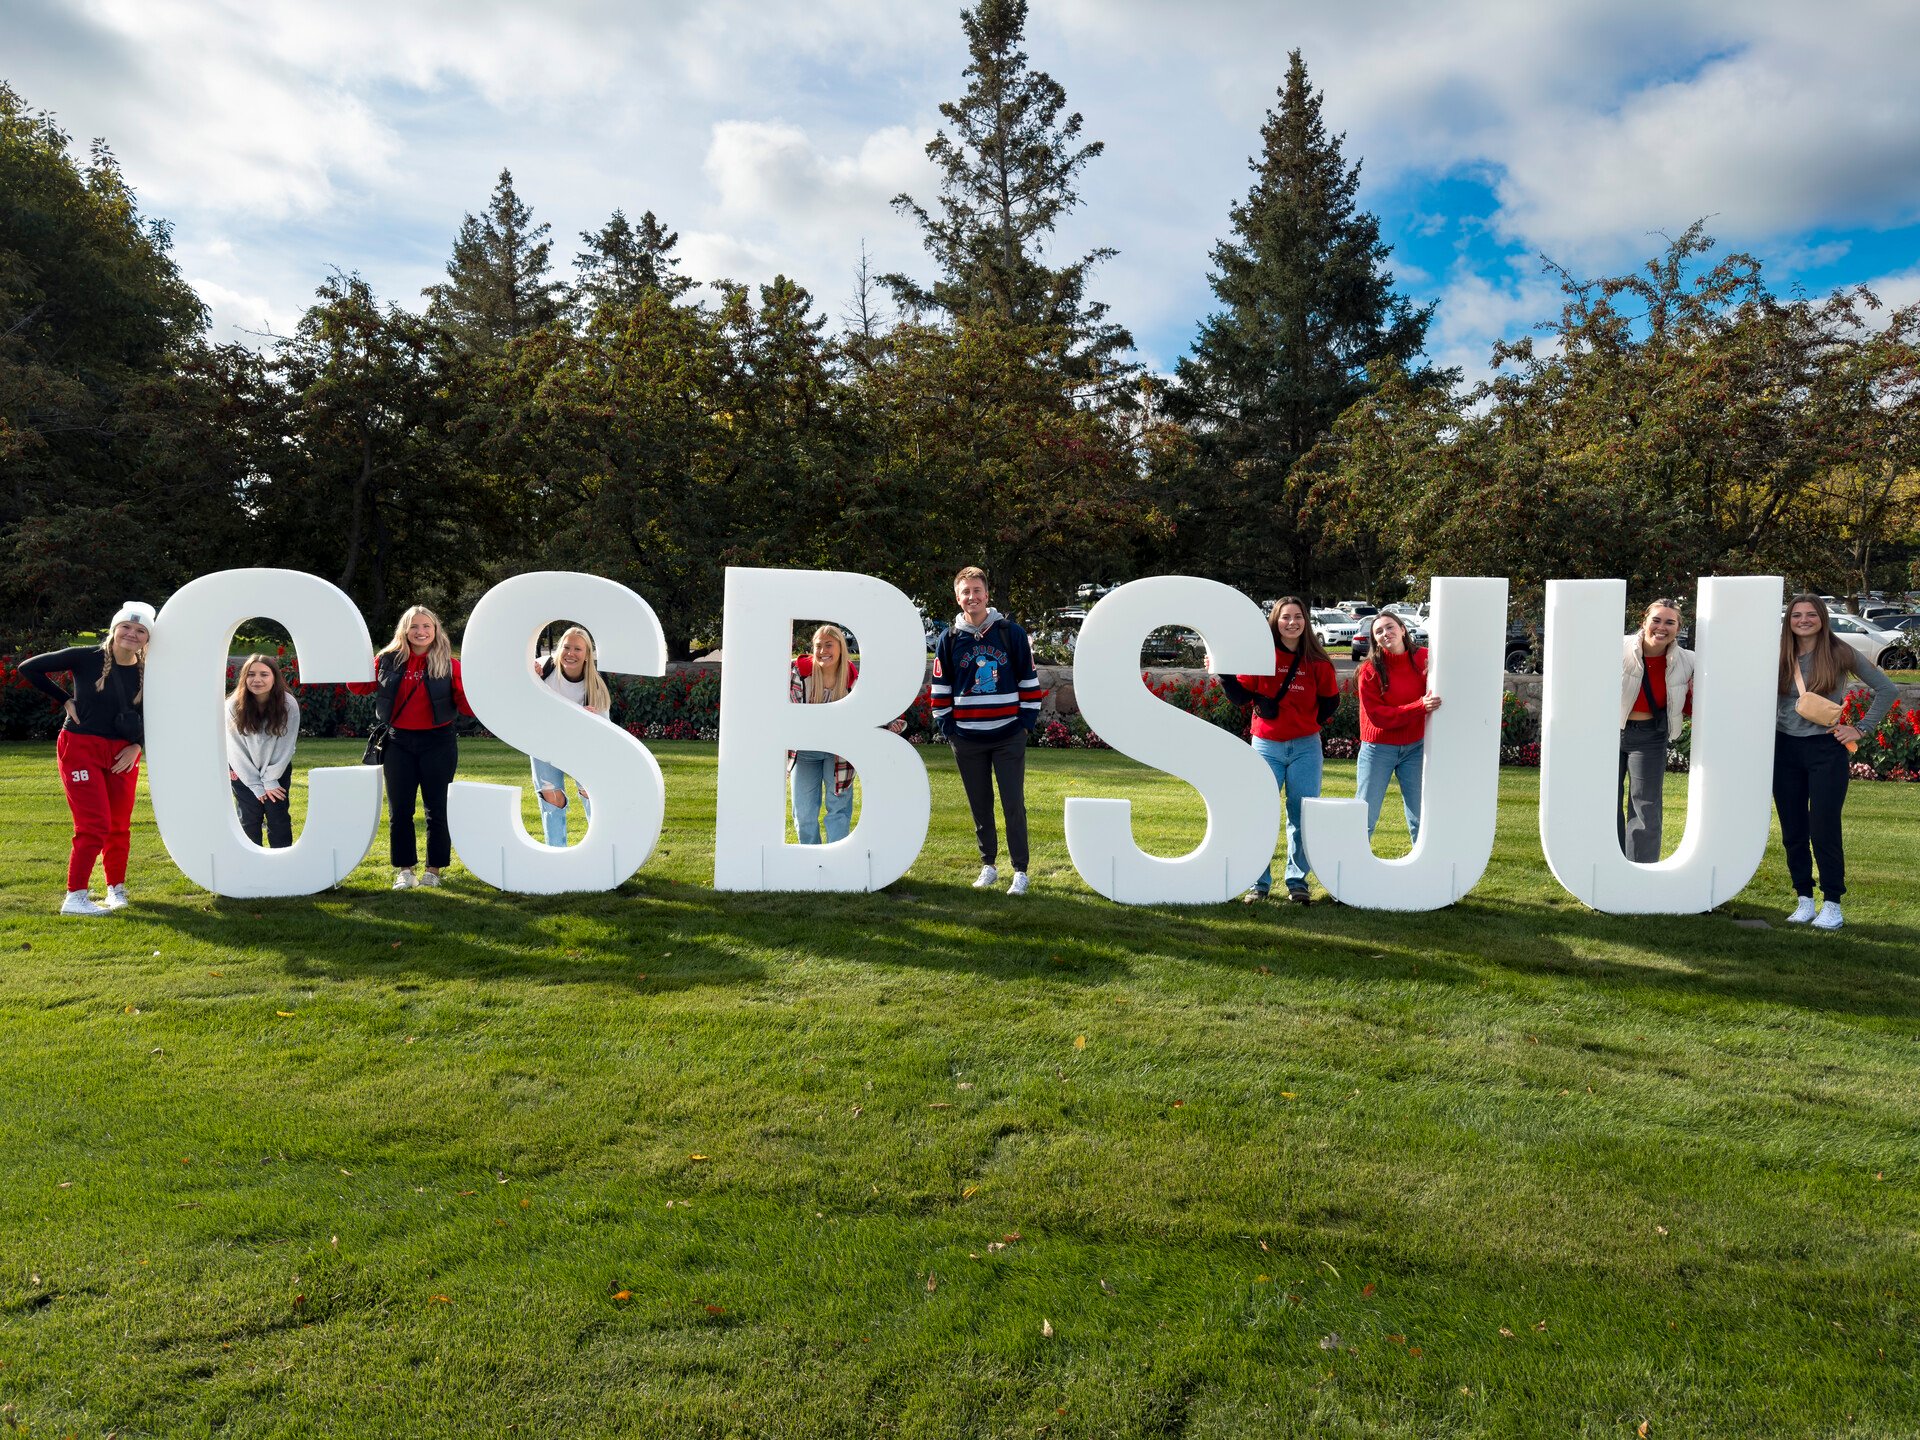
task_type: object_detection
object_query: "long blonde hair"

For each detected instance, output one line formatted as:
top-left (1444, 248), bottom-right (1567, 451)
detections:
top-left (805, 624), bottom-right (851, 702)
top-left (548, 625), bottom-right (611, 715)
top-left (1778, 593), bottom-right (1858, 695)
top-left (228, 654), bottom-right (293, 736)
top-left (95, 621), bottom-right (147, 703)
top-left (378, 604), bottom-right (453, 679)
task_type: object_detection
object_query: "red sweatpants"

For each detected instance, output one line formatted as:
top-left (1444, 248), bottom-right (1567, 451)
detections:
top-left (57, 730), bottom-right (139, 891)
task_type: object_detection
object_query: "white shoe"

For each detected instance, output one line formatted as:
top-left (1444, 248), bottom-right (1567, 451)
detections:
top-left (419, 869), bottom-right (441, 888)
top-left (972, 864), bottom-right (999, 889)
top-left (1008, 872), bottom-right (1029, 896)
top-left (102, 883), bottom-right (130, 911)
top-left (60, 889), bottom-right (109, 916)
top-left (1786, 896), bottom-right (1817, 924)
top-left (392, 869), bottom-right (418, 890)
top-left (1812, 901), bottom-right (1844, 931)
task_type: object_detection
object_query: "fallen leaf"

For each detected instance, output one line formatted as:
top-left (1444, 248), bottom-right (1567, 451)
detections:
top-left (850, 1105), bottom-right (863, 1118)
top-left (458, 1190), bottom-right (475, 1196)
top-left (1875, 1171), bottom-right (1885, 1181)
top-left (986, 1241), bottom-right (1007, 1253)
top-left (1099, 1279), bottom-right (1115, 1295)
top-left (430, 1295), bottom-right (450, 1304)
top-left (1655, 1225), bottom-right (1669, 1236)
top-left (1460, 1385), bottom-right (1472, 1396)
top-left (292, 1294), bottom-right (305, 1307)
top-left (1408, 1346), bottom-right (1422, 1357)
top-left (705, 1304), bottom-right (724, 1315)
top-left (1319, 1333), bottom-right (1340, 1350)
top-left (276, 1011), bottom-right (295, 1018)
top-left (1638, 1425), bottom-right (1649, 1438)
top-left (612, 1290), bottom-right (631, 1301)
top-left (1041, 1318), bottom-right (1055, 1338)
top-left (961, 1185), bottom-right (979, 1199)
top-left (1498, 1327), bottom-right (1514, 1338)
top-left (330, 1235), bottom-right (338, 1248)
top-left (208, 971), bottom-right (223, 978)
top-left (1255, 1274), bottom-right (1272, 1283)
top-left (1386, 1333), bottom-right (1405, 1344)
top-left (1533, 1320), bottom-right (1547, 1332)
top-left (58, 1180), bottom-right (72, 1189)
top-left (1257, 964), bottom-right (1271, 974)
top-left (1281, 1091), bottom-right (1297, 1100)
top-left (1003, 1232), bottom-right (1022, 1243)
top-left (125, 1005), bottom-right (140, 1015)
top-left (1258, 1240), bottom-right (1269, 1252)
top-left (927, 1102), bottom-right (951, 1109)
top-left (1362, 1283), bottom-right (1376, 1298)
top-left (1172, 1100), bottom-right (1185, 1108)
top-left (390, 941), bottom-right (402, 949)
top-left (956, 1082), bottom-right (974, 1090)
top-left (689, 1154), bottom-right (709, 1162)
top-left (520, 1198), bottom-right (530, 1209)
top-left (403, 1036), bottom-right (415, 1045)
top-left (926, 1273), bottom-right (938, 1293)
top-left (339, 1169), bottom-right (354, 1177)
top-left (1073, 1035), bottom-right (1086, 1050)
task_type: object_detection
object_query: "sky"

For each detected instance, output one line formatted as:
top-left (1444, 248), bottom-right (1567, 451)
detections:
top-left (10, 0), bottom-right (1920, 383)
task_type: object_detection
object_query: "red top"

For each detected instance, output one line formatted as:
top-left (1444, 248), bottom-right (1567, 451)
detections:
top-left (1630, 653), bottom-right (1692, 718)
top-left (1358, 647), bottom-right (1430, 746)
top-left (793, 654), bottom-right (858, 693)
top-left (347, 653), bottom-right (473, 729)
top-left (1234, 646), bottom-right (1340, 742)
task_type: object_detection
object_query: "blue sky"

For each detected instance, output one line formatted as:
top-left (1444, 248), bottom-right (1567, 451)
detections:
top-left (11, 0), bottom-right (1920, 383)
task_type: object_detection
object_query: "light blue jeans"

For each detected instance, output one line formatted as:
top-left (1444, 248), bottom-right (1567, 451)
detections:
top-left (1355, 740), bottom-right (1425, 841)
top-left (791, 750), bottom-right (853, 844)
top-left (1252, 734), bottom-right (1322, 891)
top-left (531, 757), bottom-right (589, 847)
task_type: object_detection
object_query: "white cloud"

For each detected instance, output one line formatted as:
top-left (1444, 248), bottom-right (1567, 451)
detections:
top-left (188, 276), bottom-right (296, 344)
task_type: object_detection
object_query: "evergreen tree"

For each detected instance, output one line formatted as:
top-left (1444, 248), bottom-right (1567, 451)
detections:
top-left (423, 168), bottom-right (564, 354)
top-left (571, 208), bottom-right (693, 318)
top-left (1169, 51), bottom-right (1438, 597)
top-left (884, 0), bottom-right (1132, 385)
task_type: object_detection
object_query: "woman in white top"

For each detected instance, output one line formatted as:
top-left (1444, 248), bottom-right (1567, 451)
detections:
top-left (530, 626), bottom-right (612, 846)
top-left (226, 654), bottom-right (302, 848)
top-left (1616, 598), bottom-right (1694, 863)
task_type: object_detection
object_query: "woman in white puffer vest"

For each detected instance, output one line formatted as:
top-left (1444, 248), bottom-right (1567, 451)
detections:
top-left (1617, 598), bottom-right (1694, 863)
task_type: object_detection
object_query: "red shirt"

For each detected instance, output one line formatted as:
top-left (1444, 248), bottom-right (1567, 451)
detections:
top-left (347, 653), bottom-right (473, 729)
top-left (1631, 654), bottom-right (1693, 718)
top-left (1234, 646), bottom-right (1339, 742)
top-left (1358, 647), bottom-right (1430, 745)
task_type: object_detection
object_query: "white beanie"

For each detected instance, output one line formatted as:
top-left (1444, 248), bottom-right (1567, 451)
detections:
top-left (111, 601), bottom-right (157, 630)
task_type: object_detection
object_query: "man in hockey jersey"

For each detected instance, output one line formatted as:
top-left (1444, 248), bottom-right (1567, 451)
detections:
top-left (930, 567), bottom-right (1043, 894)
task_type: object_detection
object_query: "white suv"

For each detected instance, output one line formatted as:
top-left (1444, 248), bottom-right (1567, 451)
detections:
top-left (1312, 608), bottom-right (1360, 645)
top-left (1825, 612), bottom-right (1915, 671)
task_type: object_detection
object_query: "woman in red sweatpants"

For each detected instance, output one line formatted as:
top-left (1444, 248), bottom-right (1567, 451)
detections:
top-left (20, 603), bottom-right (154, 915)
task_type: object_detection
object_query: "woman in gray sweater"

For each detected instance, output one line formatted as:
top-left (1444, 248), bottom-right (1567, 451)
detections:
top-left (1774, 596), bottom-right (1898, 931)
top-left (226, 655), bottom-right (302, 849)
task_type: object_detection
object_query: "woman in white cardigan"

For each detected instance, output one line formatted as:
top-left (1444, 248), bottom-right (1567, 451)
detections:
top-left (1617, 599), bottom-right (1694, 862)
top-left (226, 655), bottom-right (302, 848)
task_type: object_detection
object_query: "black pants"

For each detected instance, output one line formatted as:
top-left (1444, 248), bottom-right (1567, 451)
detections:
top-left (952, 732), bottom-right (1029, 872)
top-left (1617, 720), bottom-right (1668, 863)
top-left (232, 766), bottom-right (293, 849)
top-left (383, 725), bottom-right (458, 869)
top-left (1772, 731), bottom-right (1850, 901)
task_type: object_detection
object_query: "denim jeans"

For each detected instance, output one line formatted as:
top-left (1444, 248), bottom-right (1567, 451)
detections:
top-left (1252, 734), bottom-right (1323, 890)
top-left (791, 750), bottom-right (854, 844)
top-left (1355, 740), bottom-right (1425, 842)
top-left (531, 756), bottom-right (590, 847)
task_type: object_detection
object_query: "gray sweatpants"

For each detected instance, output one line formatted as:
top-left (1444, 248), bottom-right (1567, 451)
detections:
top-left (1617, 720), bottom-right (1668, 863)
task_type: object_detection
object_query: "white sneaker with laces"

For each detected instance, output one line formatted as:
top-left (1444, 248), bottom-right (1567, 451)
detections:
top-left (1008, 871), bottom-right (1029, 896)
top-left (393, 868), bottom-right (418, 890)
top-left (420, 870), bottom-right (441, 888)
top-left (1786, 896), bottom-right (1817, 924)
top-left (972, 864), bottom-right (999, 889)
top-left (1812, 901), bottom-right (1844, 931)
top-left (60, 889), bottom-right (109, 916)
top-left (102, 883), bottom-right (130, 911)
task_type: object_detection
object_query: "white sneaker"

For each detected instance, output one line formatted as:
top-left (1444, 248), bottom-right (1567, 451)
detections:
top-left (102, 883), bottom-right (130, 911)
top-left (1008, 872), bottom-right (1029, 896)
top-left (1786, 896), bottom-right (1817, 924)
top-left (60, 889), bottom-right (108, 916)
top-left (972, 864), bottom-right (999, 889)
top-left (1812, 901), bottom-right (1844, 931)
top-left (392, 868), bottom-right (418, 890)
top-left (419, 869), bottom-right (441, 888)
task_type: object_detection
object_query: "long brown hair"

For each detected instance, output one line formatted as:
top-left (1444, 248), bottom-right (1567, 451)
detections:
top-left (1778, 593), bottom-right (1858, 695)
top-left (1269, 596), bottom-right (1330, 666)
top-left (1361, 612), bottom-right (1415, 698)
top-left (228, 655), bottom-right (293, 736)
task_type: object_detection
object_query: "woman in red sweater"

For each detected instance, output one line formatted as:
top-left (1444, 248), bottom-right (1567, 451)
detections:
top-left (1211, 596), bottom-right (1340, 904)
top-left (348, 605), bottom-right (473, 889)
top-left (1355, 612), bottom-right (1442, 842)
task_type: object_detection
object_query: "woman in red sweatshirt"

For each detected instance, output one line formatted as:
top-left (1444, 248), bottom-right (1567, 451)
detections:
top-left (348, 605), bottom-right (473, 889)
top-left (1355, 611), bottom-right (1442, 842)
top-left (1211, 595), bottom-right (1340, 904)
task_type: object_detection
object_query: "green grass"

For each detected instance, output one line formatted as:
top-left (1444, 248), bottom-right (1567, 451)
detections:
top-left (3, 740), bottom-right (1918, 1438)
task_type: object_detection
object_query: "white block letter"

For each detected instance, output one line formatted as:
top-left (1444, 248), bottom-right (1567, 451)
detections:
top-left (1539, 576), bottom-right (1783, 913)
top-left (447, 572), bottom-right (666, 893)
top-left (1063, 577), bottom-right (1280, 903)
top-left (1300, 578), bottom-right (1508, 909)
top-left (146, 568), bottom-right (381, 896)
top-left (713, 567), bottom-right (929, 891)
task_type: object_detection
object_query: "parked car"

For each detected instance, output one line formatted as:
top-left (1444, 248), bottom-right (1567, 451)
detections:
top-left (1311, 608), bottom-right (1360, 646)
top-left (1824, 611), bottom-right (1916, 671)
top-left (1880, 614), bottom-right (1920, 634)
top-left (1334, 600), bottom-right (1378, 619)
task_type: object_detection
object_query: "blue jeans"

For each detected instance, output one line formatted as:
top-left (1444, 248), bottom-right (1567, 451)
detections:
top-left (791, 750), bottom-right (853, 844)
top-left (531, 757), bottom-right (589, 847)
top-left (1252, 734), bottom-right (1322, 890)
top-left (1355, 740), bottom-right (1425, 842)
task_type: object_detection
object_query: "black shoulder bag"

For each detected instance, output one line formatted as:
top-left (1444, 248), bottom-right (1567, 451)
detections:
top-left (361, 669), bottom-right (420, 766)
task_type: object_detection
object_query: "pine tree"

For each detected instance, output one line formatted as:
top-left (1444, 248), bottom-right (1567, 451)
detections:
top-left (884, 0), bottom-right (1131, 384)
top-left (571, 208), bottom-right (693, 318)
top-left (423, 168), bottom-right (564, 353)
top-left (1170, 51), bottom-right (1440, 596)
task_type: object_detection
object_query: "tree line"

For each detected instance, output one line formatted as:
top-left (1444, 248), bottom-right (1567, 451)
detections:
top-left (5, 0), bottom-right (1916, 658)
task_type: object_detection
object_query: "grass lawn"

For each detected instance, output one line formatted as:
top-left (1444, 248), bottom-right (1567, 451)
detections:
top-left (3, 739), bottom-right (1918, 1438)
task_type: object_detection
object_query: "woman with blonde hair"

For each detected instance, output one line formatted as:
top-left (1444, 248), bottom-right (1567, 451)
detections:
top-left (21, 602), bottom-right (155, 914)
top-left (530, 625), bottom-right (612, 846)
top-left (1616, 598), bottom-right (1693, 862)
top-left (788, 624), bottom-right (860, 844)
top-left (348, 604), bottom-right (472, 888)
top-left (226, 654), bottom-right (302, 849)
top-left (1773, 594), bottom-right (1896, 931)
